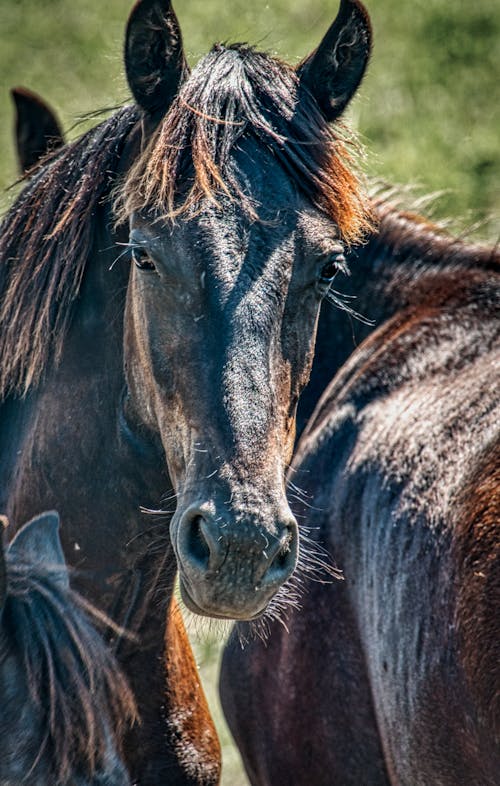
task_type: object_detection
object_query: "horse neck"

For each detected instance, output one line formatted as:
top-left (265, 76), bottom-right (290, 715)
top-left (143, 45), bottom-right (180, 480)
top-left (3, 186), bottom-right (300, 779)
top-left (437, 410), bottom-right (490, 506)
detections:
top-left (356, 199), bottom-right (498, 314)
top-left (298, 200), bottom-right (498, 436)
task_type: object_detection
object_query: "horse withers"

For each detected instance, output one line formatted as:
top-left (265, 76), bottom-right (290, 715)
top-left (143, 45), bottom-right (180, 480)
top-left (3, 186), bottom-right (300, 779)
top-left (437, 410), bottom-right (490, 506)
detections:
top-left (0, 0), bottom-right (373, 781)
top-left (0, 512), bottom-right (135, 785)
top-left (220, 206), bottom-right (500, 785)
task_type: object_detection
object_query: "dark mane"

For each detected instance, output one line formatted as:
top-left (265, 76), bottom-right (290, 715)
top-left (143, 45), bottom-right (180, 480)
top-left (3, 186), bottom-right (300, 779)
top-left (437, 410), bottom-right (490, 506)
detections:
top-left (4, 555), bottom-right (137, 782)
top-left (119, 44), bottom-right (372, 242)
top-left (371, 194), bottom-right (500, 274)
top-left (372, 199), bottom-right (500, 321)
top-left (0, 105), bottom-right (141, 400)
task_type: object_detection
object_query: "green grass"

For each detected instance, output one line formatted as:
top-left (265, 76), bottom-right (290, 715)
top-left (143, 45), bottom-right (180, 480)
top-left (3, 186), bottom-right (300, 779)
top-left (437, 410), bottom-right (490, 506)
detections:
top-left (187, 616), bottom-right (250, 785)
top-left (1, 1), bottom-right (498, 782)
top-left (1, 0), bottom-right (499, 236)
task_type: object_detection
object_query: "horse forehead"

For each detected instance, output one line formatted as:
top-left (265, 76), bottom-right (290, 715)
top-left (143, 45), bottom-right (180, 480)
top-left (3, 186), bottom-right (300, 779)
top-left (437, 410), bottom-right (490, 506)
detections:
top-left (233, 133), bottom-right (299, 197)
top-left (179, 136), bottom-right (302, 250)
top-left (193, 212), bottom-right (298, 303)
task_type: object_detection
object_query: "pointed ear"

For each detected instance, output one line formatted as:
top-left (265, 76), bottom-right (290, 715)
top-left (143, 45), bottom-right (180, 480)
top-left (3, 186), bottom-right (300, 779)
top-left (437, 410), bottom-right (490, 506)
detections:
top-left (11, 87), bottom-right (65, 174)
top-left (125, 0), bottom-right (187, 117)
top-left (0, 516), bottom-right (8, 610)
top-left (298, 0), bottom-right (372, 122)
top-left (8, 511), bottom-right (69, 591)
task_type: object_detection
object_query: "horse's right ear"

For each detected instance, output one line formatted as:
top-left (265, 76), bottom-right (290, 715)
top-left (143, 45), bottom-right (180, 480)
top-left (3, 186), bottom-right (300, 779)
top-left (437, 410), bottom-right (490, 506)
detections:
top-left (8, 511), bottom-right (69, 591)
top-left (125, 0), bottom-right (187, 117)
top-left (11, 87), bottom-right (64, 174)
top-left (298, 0), bottom-right (372, 122)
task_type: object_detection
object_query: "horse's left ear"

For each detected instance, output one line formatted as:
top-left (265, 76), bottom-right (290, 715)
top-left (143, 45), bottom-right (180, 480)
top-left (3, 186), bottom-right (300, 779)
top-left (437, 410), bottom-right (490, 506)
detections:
top-left (8, 511), bottom-right (69, 591)
top-left (11, 87), bottom-right (65, 174)
top-left (124, 0), bottom-right (187, 117)
top-left (298, 0), bottom-right (372, 122)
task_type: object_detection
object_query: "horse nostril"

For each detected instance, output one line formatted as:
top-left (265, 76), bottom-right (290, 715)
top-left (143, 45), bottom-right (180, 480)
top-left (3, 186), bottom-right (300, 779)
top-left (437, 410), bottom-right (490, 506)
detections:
top-left (275, 527), bottom-right (293, 567)
top-left (178, 507), bottom-right (228, 578)
top-left (275, 542), bottom-right (291, 571)
top-left (186, 515), bottom-right (211, 569)
top-left (264, 523), bottom-right (298, 584)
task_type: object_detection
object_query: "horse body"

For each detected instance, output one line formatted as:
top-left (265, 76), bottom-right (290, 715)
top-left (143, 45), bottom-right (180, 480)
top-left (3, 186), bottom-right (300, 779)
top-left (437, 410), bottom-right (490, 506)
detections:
top-left (220, 208), bottom-right (500, 785)
top-left (0, 0), bottom-right (374, 780)
top-left (0, 512), bottom-right (135, 785)
top-left (0, 129), bottom-right (217, 784)
top-left (298, 198), bottom-right (500, 432)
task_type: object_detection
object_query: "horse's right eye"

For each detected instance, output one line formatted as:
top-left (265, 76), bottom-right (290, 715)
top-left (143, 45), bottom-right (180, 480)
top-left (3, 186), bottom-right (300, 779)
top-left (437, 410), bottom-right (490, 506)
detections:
top-left (132, 247), bottom-right (156, 272)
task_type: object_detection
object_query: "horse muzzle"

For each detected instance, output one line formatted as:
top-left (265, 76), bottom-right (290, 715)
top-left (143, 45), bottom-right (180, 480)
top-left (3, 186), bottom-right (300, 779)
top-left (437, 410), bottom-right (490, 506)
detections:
top-left (172, 501), bottom-right (298, 620)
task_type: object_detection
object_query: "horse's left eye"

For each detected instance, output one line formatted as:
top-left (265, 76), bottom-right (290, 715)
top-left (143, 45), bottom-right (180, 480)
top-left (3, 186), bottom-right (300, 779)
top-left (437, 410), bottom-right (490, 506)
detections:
top-left (132, 247), bottom-right (156, 272)
top-left (320, 259), bottom-right (338, 282)
top-left (319, 252), bottom-right (345, 285)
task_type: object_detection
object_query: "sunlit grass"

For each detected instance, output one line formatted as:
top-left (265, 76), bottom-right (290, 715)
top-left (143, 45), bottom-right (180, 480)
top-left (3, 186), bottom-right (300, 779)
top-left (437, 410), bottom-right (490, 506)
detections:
top-left (175, 578), bottom-right (249, 785)
top-left (185, 614), bottom-right (250, 785)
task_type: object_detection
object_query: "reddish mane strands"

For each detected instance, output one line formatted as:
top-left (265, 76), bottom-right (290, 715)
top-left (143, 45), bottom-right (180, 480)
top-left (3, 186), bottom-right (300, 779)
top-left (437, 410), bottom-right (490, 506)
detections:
top-left (454, 439), bottom-right (500, 733)
top-left (117, 44), bottom-right (373, 243)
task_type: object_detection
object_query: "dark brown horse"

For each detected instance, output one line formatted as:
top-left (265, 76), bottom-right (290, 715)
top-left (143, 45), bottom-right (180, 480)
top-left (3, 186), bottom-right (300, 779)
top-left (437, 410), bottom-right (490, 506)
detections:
top-left (220, 201), bottom-right (500, 785)
top-left (11, 86), bottom-right (65, 174)
top-left (0, 0), bottom-right (373, 781)
top-left (0, 511), bottom-right (136, 785)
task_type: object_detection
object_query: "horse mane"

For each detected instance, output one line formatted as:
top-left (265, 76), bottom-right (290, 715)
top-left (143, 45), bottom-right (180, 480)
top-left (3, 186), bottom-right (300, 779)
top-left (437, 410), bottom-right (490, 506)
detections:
top-left (4, 555), bottom-right (137, 782)
top-left (2, 45), bottom-right (496, 405)
top-left (455, 436), bottom-right (500, 733)
top-left (0, 105), bottom-right (141, 400)
top-left (118, 44), bottom-right (373, 243)
top-left (370, 193), bottom-right (500, 274)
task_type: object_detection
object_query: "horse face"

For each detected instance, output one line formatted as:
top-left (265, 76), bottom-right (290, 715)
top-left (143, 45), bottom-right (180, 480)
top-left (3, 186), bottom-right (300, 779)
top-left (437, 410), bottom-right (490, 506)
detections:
top-left (121, 0), bottom-right (371, 619)
top-left (125, 183), bottom-right (347, 618)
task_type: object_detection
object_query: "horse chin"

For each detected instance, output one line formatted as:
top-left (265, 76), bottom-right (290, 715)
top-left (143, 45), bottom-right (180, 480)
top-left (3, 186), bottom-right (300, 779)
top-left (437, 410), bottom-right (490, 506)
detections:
top-left (178, 576), bottom-right (267, 621)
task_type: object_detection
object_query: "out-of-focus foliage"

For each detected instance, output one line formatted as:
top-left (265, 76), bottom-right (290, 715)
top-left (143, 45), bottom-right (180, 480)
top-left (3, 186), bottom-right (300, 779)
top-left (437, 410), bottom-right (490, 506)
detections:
top-left (1, 0), bottom-right (499, 236)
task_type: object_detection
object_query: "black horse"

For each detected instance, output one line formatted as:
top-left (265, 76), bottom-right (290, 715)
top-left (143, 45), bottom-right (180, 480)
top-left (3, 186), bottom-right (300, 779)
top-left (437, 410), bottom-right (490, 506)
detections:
top-left (0, 511), bottom-right (135, 785)
top-left (0, 0), bottom-right (373, 780)
top-left (220, 202), bottom-right (500, 785)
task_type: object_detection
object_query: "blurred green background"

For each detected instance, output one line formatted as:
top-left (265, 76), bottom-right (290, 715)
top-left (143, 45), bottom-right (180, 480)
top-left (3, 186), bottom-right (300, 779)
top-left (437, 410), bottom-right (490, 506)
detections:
top-left (1, 0), bottom-right (499, 237)
top-left (1, 1), bottom-right (498, 783)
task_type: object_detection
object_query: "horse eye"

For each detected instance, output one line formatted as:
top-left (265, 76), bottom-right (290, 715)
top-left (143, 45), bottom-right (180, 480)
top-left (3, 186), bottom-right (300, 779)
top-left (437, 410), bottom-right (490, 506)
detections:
top-left (319, 255), bottom-right (343, 284)
top-left (318, 245), bottom-right (347, 287)
top-left (132, 247), bottom-right (156, 272)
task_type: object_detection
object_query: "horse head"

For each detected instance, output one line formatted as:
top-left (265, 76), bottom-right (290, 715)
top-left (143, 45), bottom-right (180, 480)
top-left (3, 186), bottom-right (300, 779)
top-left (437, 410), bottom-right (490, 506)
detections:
top-left (118, 0), bottom-right (372, 619)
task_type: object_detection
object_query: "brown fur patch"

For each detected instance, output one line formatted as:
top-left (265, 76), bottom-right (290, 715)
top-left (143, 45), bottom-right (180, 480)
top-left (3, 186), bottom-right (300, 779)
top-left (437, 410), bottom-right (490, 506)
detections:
top-left (164, 597), bottom-right (221, 783)
top-left (454, 439), bottom-right (500, 737)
